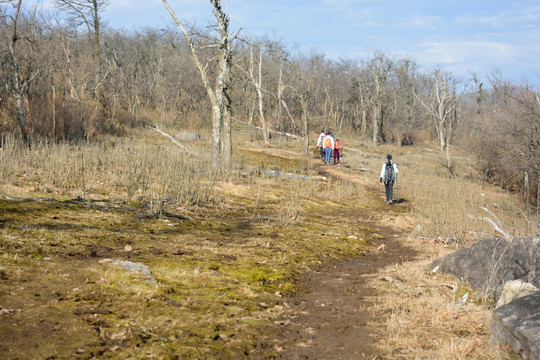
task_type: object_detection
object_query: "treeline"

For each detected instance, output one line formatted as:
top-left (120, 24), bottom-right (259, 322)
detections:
top-left (0, 2), bottom-right (538, 207)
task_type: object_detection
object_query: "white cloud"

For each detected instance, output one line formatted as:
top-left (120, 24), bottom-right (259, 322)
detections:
top-left (412, 40), bottom-right (525, 80)
top-left (475, 16), bottom-right (504, 27)
top-left (405, 15), bottom-right (442, 29)
top-left (420, 41), bottom-right (514, 64)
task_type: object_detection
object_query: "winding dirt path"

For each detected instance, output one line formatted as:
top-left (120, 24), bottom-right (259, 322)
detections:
top-left (276, 163), bottom-right (417, 359)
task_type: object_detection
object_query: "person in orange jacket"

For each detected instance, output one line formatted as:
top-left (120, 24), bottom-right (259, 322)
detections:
top-left (333, 138), bottom-right (341, 164)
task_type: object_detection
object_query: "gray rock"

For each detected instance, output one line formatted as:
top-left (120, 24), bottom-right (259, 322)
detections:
top-left (491, 291), bottom-right (540, 360)
top-left (99, 259), bottom-right (158, 285)
top-left (426, 237), bottom-right (540, 300)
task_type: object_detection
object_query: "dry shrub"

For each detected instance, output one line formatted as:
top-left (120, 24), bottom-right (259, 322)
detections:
top-left (393, 147), bottom-right (535, 247)
top-left (468, 81), bottom-right (540, 208)
top-left (276, 181), bottom-right (304, 226)
top-left (368, 254), bottom-right (511, 359)
top-left (0, 131), bottom-right (217, 208)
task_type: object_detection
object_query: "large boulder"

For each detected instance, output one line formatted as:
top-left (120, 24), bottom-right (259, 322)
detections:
top-left (491, 291), bottom-right (540, 360)
top-left (427, 237), bottom-right (540, 359)
top-left (426, 237), bottom-right (540, 300)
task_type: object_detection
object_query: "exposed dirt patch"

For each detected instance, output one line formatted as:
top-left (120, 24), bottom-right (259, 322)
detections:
top-left (0, 147), bottom-right (415, 359)
top-left (275, 161), bottom-right (417, 359)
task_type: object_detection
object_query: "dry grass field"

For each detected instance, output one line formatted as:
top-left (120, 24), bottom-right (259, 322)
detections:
top-left (0, 127), bottom-right (532, 359)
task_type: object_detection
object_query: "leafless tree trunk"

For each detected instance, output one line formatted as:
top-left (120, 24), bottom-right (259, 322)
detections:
top-left (470, 72), bottom-right (484, 114)
top-left (276, 56), bottom-right (284, 131)
top-left (248, 43), bottom-right (269, 145)
top-left (414, 69), bottom-right (459, 153)
top-left (52, 21), bottom-right (79, 101)
top-left (282, 86), bottom-right (309, 154)
top-left (247, 93), bottom-right (254, 141)
top-left (161, 0), bottom-right (235, 171)
top-left (7, 0), bottom-right (29, 144)
top-left (299, 94), bottom-right (309, 153)
top-left (236, 41), bottom-right (270, 145)
top-left (55, 0), bottom-right (108, 101)
top-left (369, 55), bottom-right (390, 143)
top-left (2, 0), bottom-right (39, 145)
top-left (280, 97), bottom-right (300, 134)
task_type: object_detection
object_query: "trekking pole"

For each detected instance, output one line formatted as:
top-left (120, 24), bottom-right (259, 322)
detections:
top-left (396, 173), bottom-right (399, 202)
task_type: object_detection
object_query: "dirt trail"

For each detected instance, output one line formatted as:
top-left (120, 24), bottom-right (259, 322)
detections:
top-left (276, 162), bottom-right (416, 359)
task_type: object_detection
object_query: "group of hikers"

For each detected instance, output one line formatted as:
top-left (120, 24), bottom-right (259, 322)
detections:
top-left (316, 130), bottom-right (399, 205)
top-left (316, 130), bottom-right (342, 165)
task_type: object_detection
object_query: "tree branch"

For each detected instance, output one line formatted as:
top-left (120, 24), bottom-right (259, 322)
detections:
top-left (147, 124), bottom-right (199, 157)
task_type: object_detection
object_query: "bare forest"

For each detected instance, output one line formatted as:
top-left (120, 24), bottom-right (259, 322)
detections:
top-left (1, 1), bottom-right (540, 359)
top-left (1, 1), bottom-right (538, 205)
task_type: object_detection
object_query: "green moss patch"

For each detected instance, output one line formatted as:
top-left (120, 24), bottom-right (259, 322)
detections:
top-left (0, 141), bottom-right (403, 359)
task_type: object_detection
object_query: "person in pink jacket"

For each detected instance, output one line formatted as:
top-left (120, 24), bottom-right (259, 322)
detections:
top-left (316, 130), bottom-right (326, 160)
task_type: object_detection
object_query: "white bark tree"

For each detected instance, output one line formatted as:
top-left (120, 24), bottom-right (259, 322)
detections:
top-left (161, 0), bottom-right (236, 171)
top-left (250, 43), bottom-right (269, 145)
top-left (415, 69), bottom-right (459, 152)
top-left (414, 69), bottom-right (460, 169)
top-left (236, 40), bottom-right (269, 145)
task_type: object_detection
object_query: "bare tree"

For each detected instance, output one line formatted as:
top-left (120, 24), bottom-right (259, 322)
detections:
top-left (55, 0), bottom-right (109, 101)
top-left (1, 0), bottom-right (40, 145)
top-left (267, 42), bottom-right (300, 135)
top-left (161, 0), bottom-right (237, 171)
top-left (469, 71), bottom-right (484, 114)
top-left (348, 67), bottom-right (371, 136)
top-left (415, 69), bottom-right (459, 154)
top-left (236, 40), bottom-right (270, 145)
top-left (473, 73), bottom-right (540, 207)
top-left (275, 47), bottom-right (285, 131)
top-left (413, 69), bottom-right (466, 171)
top-left (386, 57), bottom-right (422, 146)
top-left (286, 51), bottom-right (322, 154)
top-left (250, 43), bottom-right (269, 145)
top-left (367, 53), bottom-right (392, 143)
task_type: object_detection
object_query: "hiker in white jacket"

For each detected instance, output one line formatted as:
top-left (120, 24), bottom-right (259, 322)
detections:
top-left (380, 154), bottom-right (398, 204)
top-left (316, 130), bottom-right (326, 160)
top-left (323, 132), bottom-right (334, 165)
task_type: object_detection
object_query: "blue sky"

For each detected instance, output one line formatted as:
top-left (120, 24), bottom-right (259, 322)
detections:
top-left (36, 0), bottom-right (540, 86)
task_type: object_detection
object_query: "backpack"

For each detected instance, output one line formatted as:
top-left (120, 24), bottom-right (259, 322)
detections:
top-left (324, 137), bottom-right (332, 148)
top-left (384, 161), bottom-right (395, 183)
top-left (334, 140), bottom-right (341, 150)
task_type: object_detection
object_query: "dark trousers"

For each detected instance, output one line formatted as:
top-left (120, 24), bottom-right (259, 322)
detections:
top-left (333, 149), bottom-right (340, 163)
top-left (384, 181), bottom-right (394, 202)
